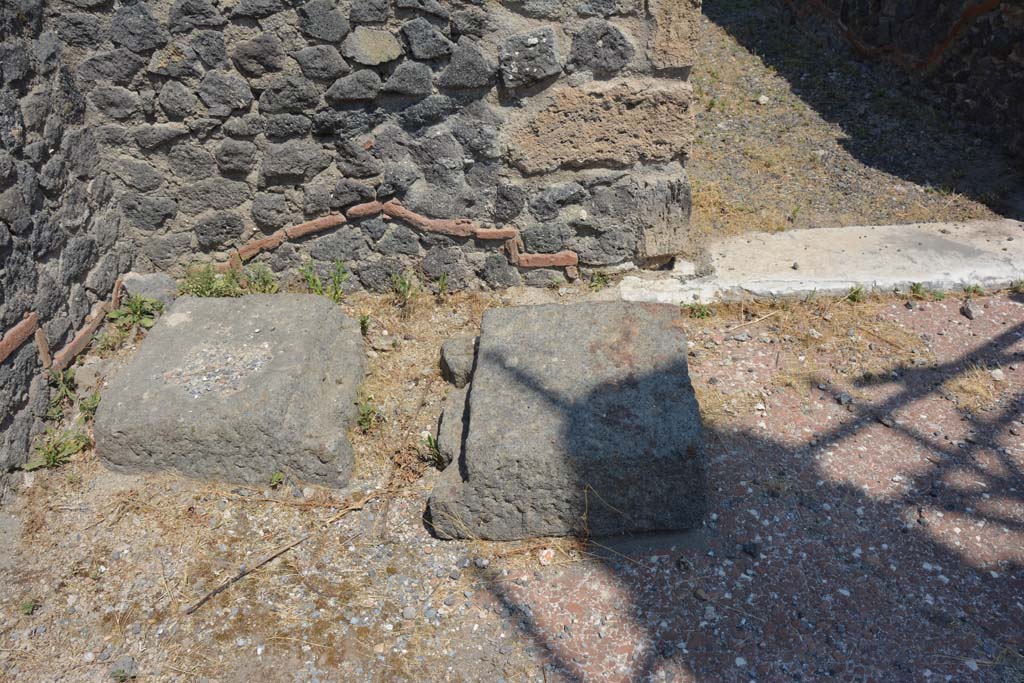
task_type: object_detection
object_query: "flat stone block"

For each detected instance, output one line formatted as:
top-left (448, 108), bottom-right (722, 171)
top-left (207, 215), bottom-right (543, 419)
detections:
top-left (95, 295), bottom-right (366, 486)
top-left (428, 302), bottom-right (705, 540)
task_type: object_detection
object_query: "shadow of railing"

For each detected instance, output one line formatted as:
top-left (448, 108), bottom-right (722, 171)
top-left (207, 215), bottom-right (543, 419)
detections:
top-left (463, 318), bottom-right (1024, 681)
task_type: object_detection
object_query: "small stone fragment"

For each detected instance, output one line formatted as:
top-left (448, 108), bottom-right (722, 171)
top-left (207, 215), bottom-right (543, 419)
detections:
top-left (569, 19), bottom-right (633, 75)
top-left (298, 0), bottom-right (351, 43)
top-left (438, 37), bottom-right (495, 89)
top-left (292, 45), bottom-right (350, 81)
top-left (121, 272), bottom-right (179, 308)
top-left (341, 27), bottom-right (403, 66)
top-left (382, 61), bottom-right (433, 97)
top-left (960, 299), bottom-right (982, 320)
top-left (500, 28), bottom-right (561, 88)
top-left (440, 335), bottom-right (476, 388)
top-left (350, 0), bottom-right (388, 23)
top-left (401, 18), bottom-right (454, 60)
top-left (326, 70), bottom-right (382, 102)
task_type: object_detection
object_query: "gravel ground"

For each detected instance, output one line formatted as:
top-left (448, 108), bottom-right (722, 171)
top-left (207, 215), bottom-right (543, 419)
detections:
top-left (687, 0), bottom-right (1024, 254)
top-left (1, 284), bottom-right (1022, 682)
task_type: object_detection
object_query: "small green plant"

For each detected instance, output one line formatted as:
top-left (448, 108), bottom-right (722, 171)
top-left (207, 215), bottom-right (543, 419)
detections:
top-left (79, 392), bottom-right (100, 422)
top-left (910, 282), bottom-right (926, 299)
top-left (20, 600), bottom-right (38, 616)
top-left (47, 368), bottom-right (77, 421)
top-left (436, 272), bottom-right (449, 299)
top-left (1011, 280), bottom-right (1024, 295)
top-left (24, 428), bottom-right (91, 471)
top-left (269, 471), bottom-right (285, 488)
top-left (108, 295), bottom-right (163, 331)
top-left (589, 272), bottom-right (609, 292)
top-left (391, 271), bottom-right (417, 313)
top-left (357, 400), bottom-right (382, 434)
top-left (963, 284), bottom-right (984, 296)
top-left (359, 315), bottom-right (371, 336)
top-left (846, 285), bottom-right (865, 303)
top-left (300, 260), bottom-right (349, 303)
top-left (685, 302), bottom-right (714, 319)
top-left (931, 290), bottom-right (947, 301)
top-left (180, 264), bottom-right (244, 297)
top-left (244, 263), bottom-right (279, 294)
top-left (420, 435), bottom-right (445, 469)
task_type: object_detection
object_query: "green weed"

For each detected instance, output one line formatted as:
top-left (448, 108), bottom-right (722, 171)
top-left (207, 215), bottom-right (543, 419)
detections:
top-left (685, 302), bottom-right (714, 319)
top-left (79, 392), bottom-right (100, 422)
top-left (963, 284), bottom-right (984, 296)
top-left (357, 400), bottom-right (382, 434)
top-left (300, 260), bottom-right (349, 303)
top-left (180, 264), bottom-right (243, 297)
top-left (420, 435), bottom-right (444, 469)
top-left (108, 295), bottom-right (162, 331)
top-left (20, 600), bottom-right (38, 616)
top-left (24, 428), bottom-right (91, 471)
top-left (359, 315), bottom-right (371, 336)
top-left (589, 272), bottom-right (609, 292)
top-left (244, 263), bottom-right (279, 294)
top-left (1011, 280), bottom-right (1024, 295)
top-left (846, 285), bottom-right (865, 303)
top-left (391, 271), bottom-right (417, 314)
top-left (47, 368), bottom-right (77, 421)
top-left (270, 471), bottom-right (284, 489)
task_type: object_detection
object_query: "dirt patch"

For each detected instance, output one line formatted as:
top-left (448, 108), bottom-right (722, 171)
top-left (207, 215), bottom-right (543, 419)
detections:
top-left (1, 286), bottom-right (1021, 682)
top-left (685, 0), bottom-right (1021, 259)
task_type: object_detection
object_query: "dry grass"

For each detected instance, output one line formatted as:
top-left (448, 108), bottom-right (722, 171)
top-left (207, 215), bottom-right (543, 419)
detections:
top-left (942, 363), bottom-right (1003, 414)
top-left (339, 289), bottom-right (499, 479)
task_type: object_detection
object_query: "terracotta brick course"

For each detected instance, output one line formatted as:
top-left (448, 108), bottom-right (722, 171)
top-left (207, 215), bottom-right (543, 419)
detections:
top-left (0, 313), bottom-right (39, 366)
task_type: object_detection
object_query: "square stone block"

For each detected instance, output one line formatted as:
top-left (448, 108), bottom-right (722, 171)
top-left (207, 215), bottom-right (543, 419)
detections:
top-left (95, 295), bottom-right (365, 486)
top-left (429, 301), bottom-right (705, 540)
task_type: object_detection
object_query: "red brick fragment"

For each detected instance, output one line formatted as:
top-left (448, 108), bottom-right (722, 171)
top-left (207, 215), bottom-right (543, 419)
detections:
top-left (53, 303), bottom-right (110, 372)
top-left (238, 231), bottom-right (286, 261)
top-left (34, 328), bottom-right (51, 369)
top-left (505, 238), bottom-right (521, 264)
top-left (382, 200), bottom-right (477, 237)
top-left (0, 313), bottom-right (39, 365)
top-left (346, 201), bottom-right (384, 220)
top-left (284, 213), bottom-right (347, 240)
top-left (517, 251), bottom-right (580, 268)
top-left (112, 276), bottom-right (124, 309)
top-left (474, 227), bottom-right (519, 240)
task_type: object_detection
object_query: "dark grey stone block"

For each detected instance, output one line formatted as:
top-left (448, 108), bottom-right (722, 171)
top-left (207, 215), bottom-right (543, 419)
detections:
top-left (428, 302), bottom-right (705, 540)
top-left (436, 385), bottom-right (467, 468)
top-left (95, 295), bottom-right (367, 487)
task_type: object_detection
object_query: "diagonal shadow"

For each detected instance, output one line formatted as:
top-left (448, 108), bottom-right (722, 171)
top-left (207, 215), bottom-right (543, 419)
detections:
top-left (701, 0), bottom-right (1024, 218)
top-left (461, 317), bottom-right (1024, 682)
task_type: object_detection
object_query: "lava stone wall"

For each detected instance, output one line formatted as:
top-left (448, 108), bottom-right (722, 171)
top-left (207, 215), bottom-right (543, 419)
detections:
top-left (32, 0), bottom-right (697, 293)
top-left (785, 0), bottom-right (1024, 156)
top-left (2, 0), bottom-right (132, 475)
top-left (1, 0), bottom-right (698, 475)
